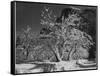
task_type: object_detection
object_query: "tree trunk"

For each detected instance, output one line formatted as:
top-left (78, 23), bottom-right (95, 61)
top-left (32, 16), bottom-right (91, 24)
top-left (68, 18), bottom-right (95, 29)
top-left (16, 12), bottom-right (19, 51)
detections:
top-left (54, 45), bottom-right (62, 62)
top-left (67, 44), bottom-right (76, 60)
top-left (47, 43), bottom-right (61, 62)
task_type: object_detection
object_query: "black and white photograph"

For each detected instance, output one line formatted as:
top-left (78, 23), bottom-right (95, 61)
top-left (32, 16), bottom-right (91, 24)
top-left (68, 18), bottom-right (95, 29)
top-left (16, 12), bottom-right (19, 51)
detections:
top-left (11, 1), bottom-right (97, 75)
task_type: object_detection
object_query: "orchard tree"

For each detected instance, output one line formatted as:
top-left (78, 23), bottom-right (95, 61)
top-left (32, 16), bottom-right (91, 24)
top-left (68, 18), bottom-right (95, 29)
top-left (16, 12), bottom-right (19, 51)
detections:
top-left (19, 26), bottom-right (37, 58)
top-left (40, 7), bottom-right (94, 63)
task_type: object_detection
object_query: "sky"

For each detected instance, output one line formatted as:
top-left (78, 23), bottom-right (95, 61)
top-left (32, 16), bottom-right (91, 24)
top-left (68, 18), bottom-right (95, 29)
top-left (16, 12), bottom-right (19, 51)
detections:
top-left (16, 1), bottom-right (96, 33)
top-left (16, 2), bottom-right (68, 32)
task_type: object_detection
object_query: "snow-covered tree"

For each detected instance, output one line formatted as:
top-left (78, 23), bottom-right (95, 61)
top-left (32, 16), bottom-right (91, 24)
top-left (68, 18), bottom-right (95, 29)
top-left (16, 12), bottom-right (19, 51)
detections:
top-left (15, 7), bottom-right (96, 73)
top-left (40, 7), bottom-right (94, 63)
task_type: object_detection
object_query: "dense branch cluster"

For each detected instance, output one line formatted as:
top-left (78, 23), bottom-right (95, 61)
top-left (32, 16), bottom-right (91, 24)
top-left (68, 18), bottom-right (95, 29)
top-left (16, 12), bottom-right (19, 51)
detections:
top-left (40, 7), bottom-right (94, 61)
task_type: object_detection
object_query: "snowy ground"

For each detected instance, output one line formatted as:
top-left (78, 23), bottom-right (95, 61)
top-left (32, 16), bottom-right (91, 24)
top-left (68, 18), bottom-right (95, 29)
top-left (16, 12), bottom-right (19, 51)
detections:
top-left (15, 60), bottom-right (97, 74)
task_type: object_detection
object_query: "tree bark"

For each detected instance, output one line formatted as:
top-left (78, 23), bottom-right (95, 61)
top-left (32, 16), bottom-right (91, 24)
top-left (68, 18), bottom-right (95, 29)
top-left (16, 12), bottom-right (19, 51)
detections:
top-left (54, 45), bottom-right (62, 62)
top-left (67, 43), bottom-right (76, 60)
